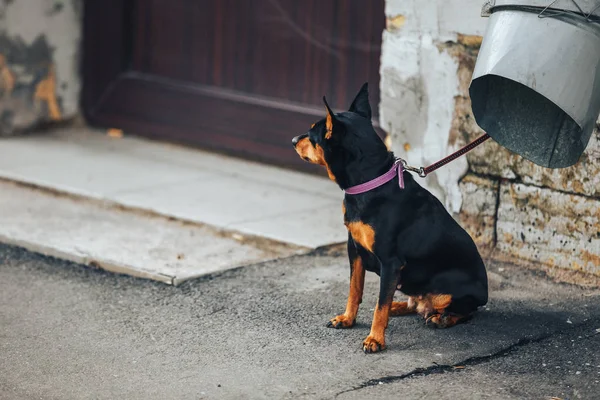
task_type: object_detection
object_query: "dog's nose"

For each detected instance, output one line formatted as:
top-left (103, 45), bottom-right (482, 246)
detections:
top-left (292, 135), bottom-right (301, 146)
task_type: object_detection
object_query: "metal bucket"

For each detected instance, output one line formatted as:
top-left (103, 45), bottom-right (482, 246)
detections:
top-left (470, 0), bottom-right (600, 168)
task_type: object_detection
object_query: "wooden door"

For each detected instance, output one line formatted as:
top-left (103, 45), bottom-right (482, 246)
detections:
top-left (82, 0), bottom-right (385, 173)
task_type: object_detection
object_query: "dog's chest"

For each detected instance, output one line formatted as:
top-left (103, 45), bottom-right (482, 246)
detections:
top-left (346, 221), bottom-right (375, 252)
top-left (344, 202), bottom-right (375, 252)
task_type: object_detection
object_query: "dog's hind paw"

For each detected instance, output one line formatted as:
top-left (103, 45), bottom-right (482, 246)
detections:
top-left (326, 314), bottom-right (355, 329)
top-left (425, 313), bottom-right (465, 329)
top-left (362, 335), bottom-right (385, 353)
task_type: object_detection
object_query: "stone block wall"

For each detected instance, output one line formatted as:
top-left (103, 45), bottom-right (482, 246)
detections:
top-left (0, 0), bottom-right (81, 136)
top-left (381, 0), bottom-right (600, 277)
top-left (459, 116), bottom-right (600, 275)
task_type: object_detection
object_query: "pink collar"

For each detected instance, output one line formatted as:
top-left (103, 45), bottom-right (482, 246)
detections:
top-left (344, 159), bottom-right (404, 195)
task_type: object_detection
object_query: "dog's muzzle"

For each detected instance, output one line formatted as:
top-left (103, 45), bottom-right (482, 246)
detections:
top-left (292, 134), bottom-right (307, 147)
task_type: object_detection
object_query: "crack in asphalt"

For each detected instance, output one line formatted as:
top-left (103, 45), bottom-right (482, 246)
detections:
top-left (334, 321), bottom-right (595, 398)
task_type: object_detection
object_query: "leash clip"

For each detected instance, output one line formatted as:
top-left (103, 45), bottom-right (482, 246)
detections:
top-left (398, 158), bottom-right (427, 178)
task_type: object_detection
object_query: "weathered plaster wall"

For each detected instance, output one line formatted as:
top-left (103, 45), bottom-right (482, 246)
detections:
top-left (381, 0), bottom-right (600, 277)
top-left (0, 0), bottom-right (81, 136)
top-left (380, 0), bottom-right (488, 214)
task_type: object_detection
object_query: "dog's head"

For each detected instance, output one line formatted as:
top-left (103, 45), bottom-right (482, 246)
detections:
top-left (292, 83), bottom-right (390, 188)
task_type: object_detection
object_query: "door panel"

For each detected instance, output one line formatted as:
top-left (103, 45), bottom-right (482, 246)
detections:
top-left (83, 0), bottom-right (385, 173)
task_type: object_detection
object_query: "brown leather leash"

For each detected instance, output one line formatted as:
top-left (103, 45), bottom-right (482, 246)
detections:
top-left (344, 133), bottom-right (492, 195)
top-left (401, 133), bottom-right (491, 178)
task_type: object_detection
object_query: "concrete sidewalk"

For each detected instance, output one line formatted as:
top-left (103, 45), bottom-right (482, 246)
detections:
top-left (0, 129), bottom-right (345, 284)
top-left (0, 129), bottom-right (345, 248)
top-left (0, 180), bottom-right (303, 285)
top-left (1, 244), bottom-right (599, 399)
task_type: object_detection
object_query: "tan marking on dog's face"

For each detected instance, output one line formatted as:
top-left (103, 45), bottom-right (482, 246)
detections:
top-left (324, 160), bottom-right (336, 182)
top-left (294, 137), bottom-right (326, 165)
top-left (294, 139), bottom-right (337, 182)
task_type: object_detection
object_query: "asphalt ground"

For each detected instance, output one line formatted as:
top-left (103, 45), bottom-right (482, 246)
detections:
top-left (2, 244), bottom-right (599, 399)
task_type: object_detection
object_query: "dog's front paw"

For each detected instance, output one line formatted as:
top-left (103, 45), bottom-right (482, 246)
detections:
top-left (326, 314), bottom-right (355, 329)
top-left (362, 335), bottom-right (385, 353)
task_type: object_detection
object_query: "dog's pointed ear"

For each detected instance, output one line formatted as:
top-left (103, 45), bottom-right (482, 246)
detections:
top-left (323, 96), bottom-right (337, 139)
top-left (348, 82), bottom-right (371, 120)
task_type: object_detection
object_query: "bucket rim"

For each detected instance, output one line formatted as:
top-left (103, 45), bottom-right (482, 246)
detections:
top-left (484, 0), bottom-right (600, 19)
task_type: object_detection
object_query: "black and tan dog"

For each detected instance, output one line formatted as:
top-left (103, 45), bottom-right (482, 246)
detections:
top-left (292, 83), bottom-right (488, 353)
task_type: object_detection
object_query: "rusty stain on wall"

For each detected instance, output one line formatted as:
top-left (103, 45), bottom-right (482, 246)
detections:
top-left (456, 34), bottom-right (483, 48)
top-left (386, 15), bottom-right (406, 32)
top-left (582, 250), bottom-right (600, 268)
top-left (0, 54), bottom-right (15, 96)
top-left (33, 64), bottom-right (61, 120)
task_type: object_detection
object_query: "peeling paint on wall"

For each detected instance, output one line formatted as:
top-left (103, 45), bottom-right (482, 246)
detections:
top-left (380, 0), bottom-right (489, 214)
top-left (386, 15), bottom-right (406, 32)
top-left (0, 0), bottom-right (80, 136)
